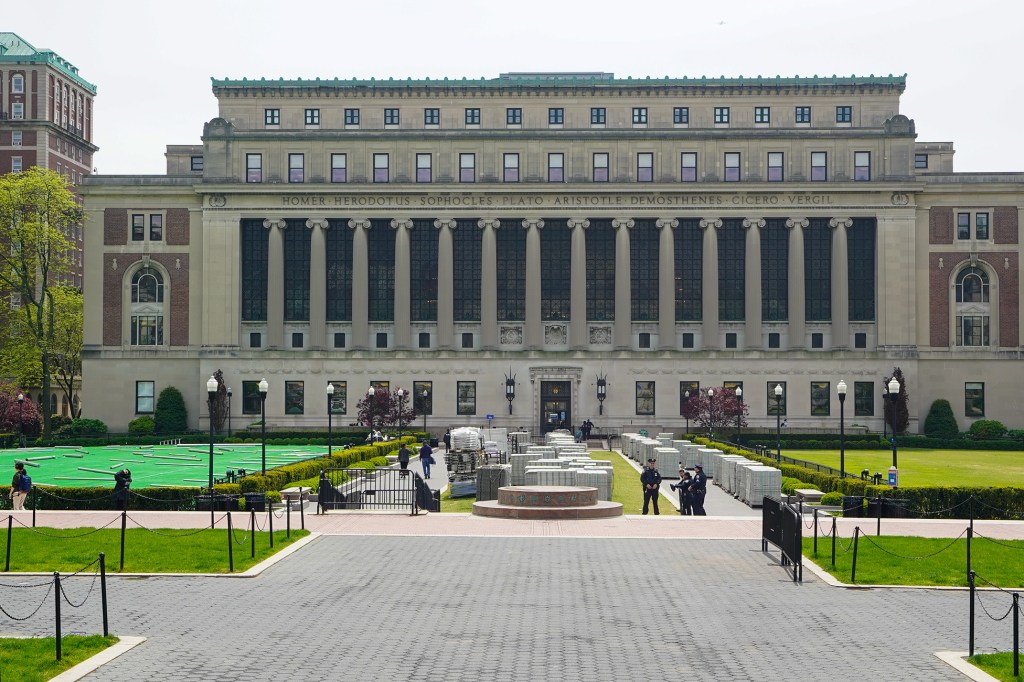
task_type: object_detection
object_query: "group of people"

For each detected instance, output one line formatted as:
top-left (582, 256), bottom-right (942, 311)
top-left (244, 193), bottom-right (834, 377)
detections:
top-left (574, 419), bottom-right (595, 443)
top-left (397, 441), bottom-right (438, 479)
top-left (640, 459), bottom-right (707, 516)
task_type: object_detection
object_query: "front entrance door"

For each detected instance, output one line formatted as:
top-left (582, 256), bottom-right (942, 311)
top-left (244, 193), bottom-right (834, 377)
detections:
top-left (540, 381), bottom-right (572, 435)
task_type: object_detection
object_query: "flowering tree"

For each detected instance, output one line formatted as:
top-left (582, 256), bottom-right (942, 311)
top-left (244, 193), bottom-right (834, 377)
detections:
top-left (355, 387), bottom-right (416, 433)
top-left (0, 387), bottom-right (42, 442)
top-left (688, 387), bottom-right (747, 440)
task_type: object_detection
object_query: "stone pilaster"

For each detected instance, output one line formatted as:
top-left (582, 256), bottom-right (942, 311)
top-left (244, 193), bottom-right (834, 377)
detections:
top-left (657, 218), bottom-right (678, 349)
top-left (743, 218), bottom-right (764, 349)
top-left (392, 218), bottom-right (413, 349)
top-left (434, 218), bottom-right (456, 349)
top-left (568, 218), bottom-right (589, 349)
top-left (830, 217), bottom-right (852, 349)
top-left (700, 218), bottom-right (722, 349)
top-left (479, 218), bottom-right (500, 349)
top-left (612, 218), bottom-right (634, 349)
top-left (786, 218), bottom-right (808, 349)
top-left (523, 218), bottom-right (544, 348)
top-left (306, 218), bottom-right (329, 349)
top-left (263, 218), bottom-right (286, 349)
top-left (349, 218), bottom-right (370, 349)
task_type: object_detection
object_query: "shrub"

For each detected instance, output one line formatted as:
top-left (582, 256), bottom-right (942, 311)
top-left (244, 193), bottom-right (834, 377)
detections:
top-left (128, 415), bottom-right (156, 435)
top-left (50, 415), bottom-right (73, 430)
top-left (154, 387), bottom-right (188, 434)
top-left (820, 491), bottom-right (843, 506)
top-left (968, 419), bottom-right (1007, 440)
top-left (55, 418), bottom-right (108, 436)
top-left (923, 399), bottom-right (959, 439)
top-left (781, 477), bottom-right (802, 494)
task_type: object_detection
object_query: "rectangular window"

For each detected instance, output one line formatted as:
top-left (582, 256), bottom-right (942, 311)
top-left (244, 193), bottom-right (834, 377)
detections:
top-left (635, 381), bottom-right (655, 415)
top-left (811, 152), bottom-right (827, 182)
top-left (149, 214), bottom-right (163, 241)
top-left (503, 153), bottom-right (519, 182)
top-left (754, 106), bottom-right (770, 124)
top-left (418, 332), bottom-right (430, 348)
top-left (264, 108), bottom-right (280, 125)
top-left (459, 153), bottom-right (476, 183)
top-left (811, 332), bottom-right (824, 348)
top-left (136, 381), bottom-right (155, 414)
top-left (632, 107), bottom-right (648, 124)
top-left (457, 381), bottom-right (476, 415)
top-left (424, 108), bottom-right (440, 125)
top-left (810, 381), bottom-right (830, 416)
top-left (795, 106), bottom-right (811, 124)
top-left (12, 103), bottom-right (24, 120)
top-left (384, 108), bottom-right (399, 126)
top-left (681, 332), bottom-right (694, 348)
top-left (854, 151), bottom-right (871, 181)
top-left (724, 152), bottom-right (741, 182)
top-left (333, 332), bottom-right (346, 348)
top-left (590, 107), bottom-right (606, 125)
top-left (547, 153), bottom-right (564, 182)
top-left (12, 74), bottom-right (25, 94)
top-left (855, 332), bottom-right (867, 348)
top-left (679, 381), bottom-right (700, 415)
top-left (373, 153), bottom-right (389, 183)
top-left (637, 153), bottom-right (654, 182)
top-left (344, 108), bottom-right (360, 125)
top-left (461, 332), bottom-right (474, 349)
top-left (464, 108), bottom-right (480, 125)
top-left (714, 107), bottom-right (730, 124)
top-left (506, 108), bottom-right (522, 125)
top-left (957, 315), bottom-right (990, 346)
top-left (593, 153), bottom-right (609, 182)
top-left (241, 380), bottom-right (261, 415)
top-left (249, 332), bottom-right (261, 348)
top-left (957, 212), bottom-right (971, 240)
top-left (288, 153), bottom-right (304, 183)
top-left (376, 332), bottom-right (388, 348)
top-left (768, 381), bottom-right (786, 416)
top-left (680, 152), bottom-right (697, 182)
top-left (725, 332), bottom-right (737, 348)
top-left (132, 214), bottom-right (145, 241)
top-left (414, 381), bottom-right (433, 416)
top-left (285, 381), bottom-right (304, 415)
top-left (331, 153), bottom-right (347, 183)
top-left (190, 156), bottom-right (203, 172)
top-left (11, 156), bottom-right (22, 172)
top-left (915, 153), bottom-right (928, 169)
top-left (130, 315), bottom-right (163, 345)
top-left (767, 152), bottom-right (784, 182)
top-left (304, 108), bottom-right (320, 125)
top-left (328, 381), bottom-right (346, 415)
top-left (836, 106), bottom-right (852, 123)
top-left (673, 107), bottom-right (689, 124)
top-left (976, 213), bottom-right (990, 240)
top-left (11, 131), bottom-right (22, 146)
top-left (246, 153), bottom-right (262, 183)
top-left (854, 381), bottom-right (874, 417)
top-left (291, 332), bottom-right (304, 348)
top-left (414, 153), bottom-right (432, 183)
top-left (768, 332), bottom-right (780, 348)
top-left (965, 382), bottom-right (985, 417)
top-left (638, 332), bottom-right (651, 349)
top-left (548, 107), bottom-right (564, 125)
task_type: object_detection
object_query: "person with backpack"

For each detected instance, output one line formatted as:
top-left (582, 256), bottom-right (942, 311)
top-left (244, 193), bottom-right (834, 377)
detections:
top-left (10, 461), bottom-right (29, 510)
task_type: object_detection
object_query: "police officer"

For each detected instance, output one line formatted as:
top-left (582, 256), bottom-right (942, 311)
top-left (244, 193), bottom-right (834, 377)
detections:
top-left (671, 468), bottom-right (694, 515)
top-left (690, 463), bottom-right (708, 516)
top-left (640, 458), bottom-right (662, 515)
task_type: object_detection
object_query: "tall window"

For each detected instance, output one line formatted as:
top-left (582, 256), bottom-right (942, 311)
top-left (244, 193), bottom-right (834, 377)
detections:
top-left (149, 214), bottom-right (163, 241)
top-left (761, 219), bottom-right (788, 321)
top-left (836, 106), bottom-right (852, 123)
top-left (630, 219), bottom-right (659, 321)
top-left (506, 108), bottom-right (522, 125)
top-left (410, 220), bottom-right (439, 322)
top-left (453, 220), bottom-right (481, 321)
top-left (767, 381), bottom-right (787, 416)
top-left (767, 152), bottom-right (784, 182)
top-left (416, 153), bottom-right (432, 183)
top-left (304, 108), bottom-right (320, 125)
top-left (956, 266), bottom-right (989, 303)
top-left (754, 106), bottom-right (770, 124)
top-left (965, 382), bottom-right (985, 417)
top-left (674, 220), bottom-right (702, 322)
top-left (854, 151), bottom-right (871, 181)
top-left (718, 220), bottom-right (745, 321)
top-left (12, 74), bottom-right (24, 93)
top-left (961, 213), bottom-right (991, 240)
top-left (724, 152), bottom-right (741, 182)
top-left (810, 381), bottom-right (830, 416)
top-left (384, 108), bottom-right (399, 125)
top-left (795, 106), bottom-right (811, 124)
top-left (805, 218), bottom-right (831, 321)
top-left (541, 224), bottom-right (571, 321)
top-left (955, 266), bottom-right (991, 347)
top-left (264, 108), bottom-right (280, 125)
top-left (373, 153), bottom-right (389, 183)
top-left (246, 153), bottom-right (262, 183)
top-left (241, 220), bottom-right (268, 321)
top-left (681, 153), bottom-right (697, 182)
top-left (673, 107), bottom-right (689, 124)
top-left (344, 108), bottom-right (360, 125)
top-left (590, 107), bottom-right (606, 125)
top-left (958, 315), bottom-right (990, 346)
top-left (637, 153), bottom-right (654, 182)
top-left (548, 108), bottom-right (564, 125)
top-left (854, 382), bottom-right (874, 417)
top-left (424, 108), bottom-right (440, 125)
top-left (586, 219), bottom-right (615, 321)
top-left (132, 214), bottom-right (145, 241)
top-left (367, 220), bottom-right (395, 321)
top-left (632, 107), bottom-right (648, 124)
top-left (464, 108), bottom-right (480, 125)
top-left (130, 268), bottom-right (164, 346)
top-left (495, 224), bottom-right (526, 321)
top-left (848, 218), bottom-right (876, 321)
top-left (503, 153), bottom-right (519, 182)
top-left (136, 381), bottom-right (155, 414)
top-left (283, 221), bottom-right (310, 321)
top-left (459, 153), bottom-right (475, 183)
top-left (288, 153), bottom-right (304, 183)
top-left (331, 153), bottom-right (347, 183)
top-left (714, 107), bottom-right (730, 124)
top-left (11, 103), bottom-right (23, 120)
top-left (547, 153), bottom-right (564, 182)
top-left (811, 152), bottom-right (827, 182)
top-left (325, 220), bottom-right (353, 321)
top-left (593, 153), bottom-right (609, 182)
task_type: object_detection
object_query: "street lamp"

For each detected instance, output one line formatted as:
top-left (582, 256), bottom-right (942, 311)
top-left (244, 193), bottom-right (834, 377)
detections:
top-left (837, 380), bottom-right (847, 479)
top-left (367, 386), bottom-right (376, 442)
top-left (774, 383), bottom-right (784, 461)
top-left (881, 381), bottom-right (888, 440)
top-left (707, 388), bottom-right (714, 440)
top-left (258, 378), bottom-right (269, 475)
top-left (421, 388), bottom-right (429, 434)
top-left (596, 374), bottom-right (607, 416)
top-left (396, 388), bottom-right (406, 440)
top-left (16, 393), bottom-right (24, 448)
top-left (886, 377), bottom-right (900, 469)
top-left (505, 370), bottom-right (516, 415)
top-left (735, 386), bottom-right (743, 444)
top-left (684, 390), bottom-right (690, 434)
top-left (226, 387), bottom-right (232, 436)
top-left (206, 376), bottom-right (218, 493)
top-left (326, 382), bottom-right (335, 459)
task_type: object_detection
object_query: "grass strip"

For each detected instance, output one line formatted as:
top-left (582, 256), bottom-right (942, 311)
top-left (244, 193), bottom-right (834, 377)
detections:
top-left (968, 653), bottom-right (1023, 681)
top-left (0, 635), bottom-right (118, 682)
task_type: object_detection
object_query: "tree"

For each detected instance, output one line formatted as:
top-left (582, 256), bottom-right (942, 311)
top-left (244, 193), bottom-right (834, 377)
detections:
top-left (0, 387), bottom-right (42, 441)
top-left (154, 386), bottom-right (188, 434)
top-left (355, 387), bottom-right (415, 433)
top-left (883, 367), bottom-right (910, 435)
top-left (688, 387), bottom-right (747, 440)
top-left (923, 399), bottom-right (959, 439)
top-left (0, 168), bottom-right (83, 437)
top-left (47, 286), bottom-right (83, 419)
top-left (386, 389), bottom-right (418, 435)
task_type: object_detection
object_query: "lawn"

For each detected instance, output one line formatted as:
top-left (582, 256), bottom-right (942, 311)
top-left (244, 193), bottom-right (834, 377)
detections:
top-left (783, 448), bottom-right (1024, 488)
top-left (3, 527), bottom-right (309, 573)
top-left (969, 653), bottom-right (1023, 681)
top-left (0, 635), bottom-right (118, 682)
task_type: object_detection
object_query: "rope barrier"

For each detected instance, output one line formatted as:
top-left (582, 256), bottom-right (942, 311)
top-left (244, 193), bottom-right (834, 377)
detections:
top-left (32, 488), bottom-right (112, 503)
top-left (974, 589), bottom-right (1017, 622)
top-left (59, 565), bottom-right (100, 609)
top-left (11, 514), bottom-right (121, 537)
top-left (125, 513), bottom-right (223, 538)
top-left (857, 528), bottom-right (967, 559)
top-left (973, 531), bottom-right (1024, 551)
top-left (0, 580), bottom-right (54, 621)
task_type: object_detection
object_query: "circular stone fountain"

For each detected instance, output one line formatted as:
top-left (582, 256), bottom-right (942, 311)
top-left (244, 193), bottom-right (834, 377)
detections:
top-left (472, 485), bottom-right (623, 519)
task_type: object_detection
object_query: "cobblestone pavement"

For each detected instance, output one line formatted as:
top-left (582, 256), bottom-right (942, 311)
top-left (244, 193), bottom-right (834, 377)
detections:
top-left (3, 535), bottom-right (1006, 681)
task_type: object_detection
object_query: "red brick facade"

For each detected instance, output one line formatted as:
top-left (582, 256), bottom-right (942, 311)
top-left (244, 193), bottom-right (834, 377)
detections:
top-left (102, 253), bottom-right (189, 347)
top-left (102, 254), bottom-right (122, 346)
top-left (995, 252), bottom-right (1019, 347)
top-left (166, 208), bottom-right (190, 245)
top-left (929, 251), bottom-right (1019, 348)
top-left (993, 206), bottom-right (1019, 244)
top-left (928, 252), bottom-right (951, 347)
top-left (929, 207), bottom-right (952, 244)
top-left (104, 208), bottom-right (126, 245)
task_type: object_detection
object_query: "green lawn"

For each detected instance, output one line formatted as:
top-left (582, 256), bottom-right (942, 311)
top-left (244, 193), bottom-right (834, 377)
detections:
top-left (3, 527), bottom-right (308, 573)
top-left (969, 653), bottom-right (1023, 681)
top-left (784, 448), bottom-right (1024, 488)
top-left (0, 635), bottom-right (118, 682)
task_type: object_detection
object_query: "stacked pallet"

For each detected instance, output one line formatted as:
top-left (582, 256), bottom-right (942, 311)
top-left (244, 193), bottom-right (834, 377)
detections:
top-left (509, 453), bottom-right (543, 485)
top-left (476, 464), bottom-right (511, 501)
top-left (576, 469), bottom-right (612, 501)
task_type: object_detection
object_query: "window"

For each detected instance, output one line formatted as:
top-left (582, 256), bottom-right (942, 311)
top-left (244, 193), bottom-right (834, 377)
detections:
top-left (811, 152), bottom-right (827, 182)
top-left (464, 108), bottom-right (480, 125)
top-left (724, 152), bottom-right (741, 182)
top-left (416, 153), bottom-right (432, 183)
top-left (590, 107), bottom-right (606, 125)
top-left (768, 332), bottom-right (780, 348)
top-left (637, 153), bottom-right (654, 182)
top-left (410, 219), bottom-right (438, 322)
top-left (331, 153), bottom-right (347, 183)
top-left (241, 219), bottom-right (269, 321)
top-left (376, 332), bottom-right (388, 348)
top-left (673, 107), bottom-right (689, 124)
top-left (915, 153), bottom-right (928, 169)
top-left (10, 156), bottom-right (21, 173)
top-left (249, 332), bottom-right (262, 348)
top-left (149, 214), bottom-right (163, 241)
top-left (679, 381), bottom-right (699, 414)
top-left (541, 225), bottom-right (571, 321)
top-left (957, 315), bottom-right (990, 347)
top-left (768, 381), bottom-right (786, 416)
top-left (853, 381), bottom-right (874, 416)
top-left (677, 152), bottom-right (698, 183)
top-left (285, 381), bottom-right (304, 415)
top-left (414, 381), bottom-right (433, 416)
top-left (384, 108), bottom-right (399, 126)
top-left (242, 380), bottom-right (261, 414)
top-left (638, 333), bottom-right (651, 349)
top-left (344, 108), bottom-right (360, 125)
top-left (854, 152), bottom-right (871, 181)
top-left (635, 381), bottom-right (655, 415)
top-left (593, 153), bottom-right (609, 182)
top-left (755, 106), bottom-right (770, 124)
top-left (12, 74), bottom-right (24, 93)
top-left (836, 106), bottom-right (852, 123)
top-left (305, 108), bottom-right (320, 125)
top-left (586, 220), bottom-right (616, 322)
top-left (264, 108), bottom-right (280, 125)
top-left (506, 108), bottom-right (521, 125)
top-left (681, 333), bottom-right (694, 348)
top-left (136, 381), bottom-right (155, 414)
top-left (453, 218), bottom-right (482, 321)
top-left (768, 152), bottom-right (784, 182)
top-left (632, 107), bottom-right (648, 125)
top-left (291, 332), bottom-right (304, 348)
top-left (328, 381), bottom-right (347, 414)
top-left (190, 156), bottom-right (203, 171)
top-left (547, 153), bottom-right (564, 182)
top-left (12, 103), bottom-right (24, 120)
top-left (246, 153), bottom-right (262, 183)
top-left (461, 333), bottom-right (474, 349)
top-left (725, 333), bottom-right (737, 349)
top-left (459, 153), bottom-right (475, 183)
top-left (131, 315), bottom-right (163, 345)
top-left (457, 381), bottom-right (476, 415)
top-left (976, 213), bottom-right (990, 240)
top-left (714, 107), bottom-right (730, 124)
top-left (424, 108), bottom-right (440, 126)
top-left (965, 382), bottom-right (985, 417)
top-left (288, 153), bottom-right (304, 183)
top-left (132, 214), bottom-right (145, 241)
top-left (795, 106), bottom-right (811, 124)
top-left (11, 131), bottom-right (22, 146)
top-left (131, 268), bottom-right (164, 346)
top-left (548, 108), bottom-right (564, 125)
top-left (373, 153), bottom-right (389, 183)
top-left (855, 332), bottom-right (867, 348)
top-left (418, 332), bottom-right (430, 349)
top-left (810, 381), bottom-right (830, 416)
top-left (811, 332), bottom-right (824, 348)
top-left (334, 332), bottom-right (346, 348)
top-left (503, 153), bottom-right (519, 182)
top-left (957, 213), bottom-right (971, 240)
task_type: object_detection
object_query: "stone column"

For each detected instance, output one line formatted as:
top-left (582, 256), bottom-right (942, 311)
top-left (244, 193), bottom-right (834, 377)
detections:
top-left (830, 217), bottom-right (852, 349)
top-left (700, 218), bottom-right (721, 349)
top-left (434, 218), bottom-right (456, 349)
top-left (349, 218), bottom-right (370, 349)
top-left (786, 217), bottom-right (808, 349)
top-left (523, 218), bottom-right (544, 348)
top-left (306, 218), bottom-right (328, 349)
top-left (479, 218), bottom-right (499, 349)
top-left (392, 218), bottom-right (412, 349)
top-left (568, 218), bottom-right (589, 349)
top-left (612, 218), bottom-right (634, 349)
top-left (656, 218), bottom-right (678, 349)
top-left (743, 218), bottom-right (765, 349)
top-left (263, 218), bottom-right (286, 349)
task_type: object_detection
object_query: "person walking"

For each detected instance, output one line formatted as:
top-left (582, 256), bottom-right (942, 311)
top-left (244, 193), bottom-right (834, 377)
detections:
top-left (398, 443), bottom-right (411, 471)
top-left (419, 441), bottom-right (434, 479)
top-left (690, 463), bottom-right (708, 516)
top-left (672, 468), bottom-right (693, 515)
top-left (640, 458), bottom-right (662, 515)
top-left (443, 429), bottom-right (451, 452)
top-left (10, 462), bottom-right (29, 511)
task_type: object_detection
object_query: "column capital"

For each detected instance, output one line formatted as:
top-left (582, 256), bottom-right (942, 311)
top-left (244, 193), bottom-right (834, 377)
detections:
top-left (567, 218), bottom-right (591, 229)
top-left (390, 218), bottom-right (413, 230)
top-left (656, 218), bottom-right (679, 230)
top-left (521, 218), bottom-right (545, 230)
top-left (829, 217), bottom-right (853, 229)
top-left (262, 218), bottom-right (286, 230)
top-left (304, 218), bottom-right (329, 230)
top-left (434, 218), bottom-right (457, 230)
top-left (742, 218), bottom-right (766, 229)
top-left (699, 218), bottom-right (722, 230)
top-left (612, 218), bottom-right (635, 230)
top-left (477, 218), bottom-right (501, 230)
top-left (786, 217), bottom-right (809, 230)
top-left (347, 218), bottom-right (371, 230)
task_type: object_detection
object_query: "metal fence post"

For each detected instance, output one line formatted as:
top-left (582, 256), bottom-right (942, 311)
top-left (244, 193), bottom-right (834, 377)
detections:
top-left (875, 497), bottom-right (882, 537)
top-left (268, 508), bottom-right (274, 548)
top-left (831, 516), bottom-right (837, 568)
top-left (813, 508), bottom-right (818, 555)
top-left (967, 527), bottom-right (972, 576)
top-left (119, 511), bottom-right (127, 572)
top-left (1013, 592), bottom-right (1019, 677)
top-left (227, 511), bottom-right (234, 573)
top-left (851, 526), bottom-right (860, 584)
top-left (969, 570), bottom-right (976, 657)
top-left (300, 491), bottom-right (305, 530)
top-left (5, 514), bottom-right (11, 572)
top-left (54, 571), bottom-right (62, 661)
top-left (99, 553), bottom-right (108, 637)
top-left (250, 508), bottom-right (256, 559)
top-left (286, 500), bottom-right (291, 539)
top-left (32, 486), bottom-right (36, 527)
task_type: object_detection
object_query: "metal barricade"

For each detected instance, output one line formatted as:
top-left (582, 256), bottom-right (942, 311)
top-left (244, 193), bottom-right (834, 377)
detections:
top-left (319, 468), bottom-right (419, 514)
top-left (761, 495), bottom-right (802, 582)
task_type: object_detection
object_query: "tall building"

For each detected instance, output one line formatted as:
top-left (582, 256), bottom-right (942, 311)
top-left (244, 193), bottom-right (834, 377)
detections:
top-left (0, 32), bottom-right (96, 289)
top-left (80, 73), bottom-right (1023, 436)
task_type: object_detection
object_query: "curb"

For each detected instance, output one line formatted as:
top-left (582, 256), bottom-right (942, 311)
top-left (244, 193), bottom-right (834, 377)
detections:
top-left (50, 635), bottom-right (146, 682)
top-left (934, 651), bottom-right (1001, 681)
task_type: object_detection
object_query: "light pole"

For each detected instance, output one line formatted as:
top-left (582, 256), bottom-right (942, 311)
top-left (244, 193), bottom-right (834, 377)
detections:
top-left (421, 388), bottom-right (428, 434)
top-left (707, 388), bottom-right (714, 440)
top-left (684, 390), bottom-right (690, 434)
top-left (258, 378), bottom-right (269, 475)
top-left (774, 383), bottom-right (783, 461)
top-left (837, 380), bottom-right (847, 478)
top-left (596, 374), bottom-right (607, 416)
top-left (16, 393), bottom-right (24, 448)
top-left (226, 387), bottom-right (232, 436)
top-left (882, 381), bottom-right (888, 440)
top-left (326, 382), bottom-right (335, 459)
top-left (886, 377), bottom-right (900, 469)
top-left (396, 388), bottom-right (406, 440)
top-left (735, 386), bottom-right (743, 444)
top-left (367, 386), bottom-right (376, 443)
top-left (206, 375), bottom-right (218, 493)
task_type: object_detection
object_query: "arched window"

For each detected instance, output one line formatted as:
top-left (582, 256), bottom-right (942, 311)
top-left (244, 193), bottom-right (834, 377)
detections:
top-left (956, 267), bottom-right (988, 303)
top-left (130, 267), bottom-right (164, 346)
top-left (132, 269), bottom-right (163, 303)
top-left (954, 265), bottom-right (991, 347)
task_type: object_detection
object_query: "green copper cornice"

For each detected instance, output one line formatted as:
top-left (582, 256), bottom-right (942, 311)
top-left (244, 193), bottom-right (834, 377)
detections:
top-left (0, 32), bottom-right (97, 94)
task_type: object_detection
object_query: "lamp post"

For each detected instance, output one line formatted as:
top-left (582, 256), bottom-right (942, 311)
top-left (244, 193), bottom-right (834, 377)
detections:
top-left (422, 389), bottom-right (429, 434)
top-left (505, 370), bottom-right (516, 415)
top-left (774, 383), bottom-right (783, 461)
top-left (881, 381), bottom-right (888, 440)
top-left (206, 376), bottom-right (218, 493)
top-left (226, 387), bottom-right (232, 436)
top-left (707, 388), bottom-right (714, 440)
top-left (684, 390), bottom-right (690, 434)
top-left (367, 386), bottom-right (376, 443)
top-left (258, 378), bottom-right (269, 475)
top-left (886, 377), bottom-right (900, 469)
top-left (17, 393), bottom-right (24, 448)
top-left (326, 382), bottom-right (335, 459)
top-left (837, 380), bottom-right (847, 479)
top-left (596, 374), bottom-right (607, 416)
top-left (735, 386), bottom-right (743, 444)
top-left (396, 388), bottom-right (406, 440)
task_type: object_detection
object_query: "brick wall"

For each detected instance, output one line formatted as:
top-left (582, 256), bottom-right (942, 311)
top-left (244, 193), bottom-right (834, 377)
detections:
top-left (992, 252), bottom-right (1019, 347)
top-left (102, 254), bottom-right (122, 346)
top-left (929, 251), bottom-right (1019, 348)
top-left (993, 206), bottom-right (1019, 244)
top-left (103, 208), bottom-right (126, 245)
top-left (150, 254), bottom-right (190, 346)
top-left (166, 208), bottom-right (190, 245)
top-left (928, 252), bottom-right (953, 347)
top-left (929, 207), bottom-right (952, 244)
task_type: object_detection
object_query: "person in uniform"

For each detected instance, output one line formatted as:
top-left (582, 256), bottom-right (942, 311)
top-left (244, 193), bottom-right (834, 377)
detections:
top-left (443, 429), bottom-right (451, 451)
top-left (671, 467), bottom-right (694, 515)
top-left (690, 463), bottom-right (708, 516)
top-left (640, 458), bottom-right (662, 515)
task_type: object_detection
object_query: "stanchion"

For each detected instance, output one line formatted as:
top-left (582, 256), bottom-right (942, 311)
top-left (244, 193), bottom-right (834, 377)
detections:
top-left (286, 500), bottom-right (291, 539)
top-left (32, 486), bottom-right (37, 527)
top-left (227, 511), bottom-right (234, 573)
top-left (119, 511), bottom-right (127, 572)
top-left (300, 492), bottom-right (305, 530)
top-left (5, 514), bottom-right (11, 572)
top-left (268, 508), bottom-right (274, 548)
top-left (831, 516), bottom-right (837, 567)
top-left (851, 526), bottom-right (860, 584)
top-left (54, 571), bottom-right (62, 661)
top-left (813, 509), bottom-right (818, 554)
top-left (967, 527), bottom-right (973, 575)
top-left (99, 553), bottom-right (108, 636)
top-left (968, 570), bottom-right (976, 657)
top-left (875, 497), bottom-right (881, 536)
top-left (1013, 592), bottom-right (1019, 677)
top-left (969, 495), bottom-right (974, 532)
top-left (250, 508), bottom-right (256, 559)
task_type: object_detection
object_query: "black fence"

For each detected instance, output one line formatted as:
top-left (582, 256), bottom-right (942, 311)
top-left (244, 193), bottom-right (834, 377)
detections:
top-left (761, 496), bottom-right (802, 582)
top-left (318, 467), bottom-right (428, 514)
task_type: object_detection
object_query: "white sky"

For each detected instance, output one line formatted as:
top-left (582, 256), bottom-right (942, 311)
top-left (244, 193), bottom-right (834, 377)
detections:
top-left (6, 0), bottom-right (1021, 175)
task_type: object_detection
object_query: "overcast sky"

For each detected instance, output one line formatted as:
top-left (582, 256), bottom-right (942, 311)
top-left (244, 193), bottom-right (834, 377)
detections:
top-left (6, 0), bottom-right (1020, 175)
